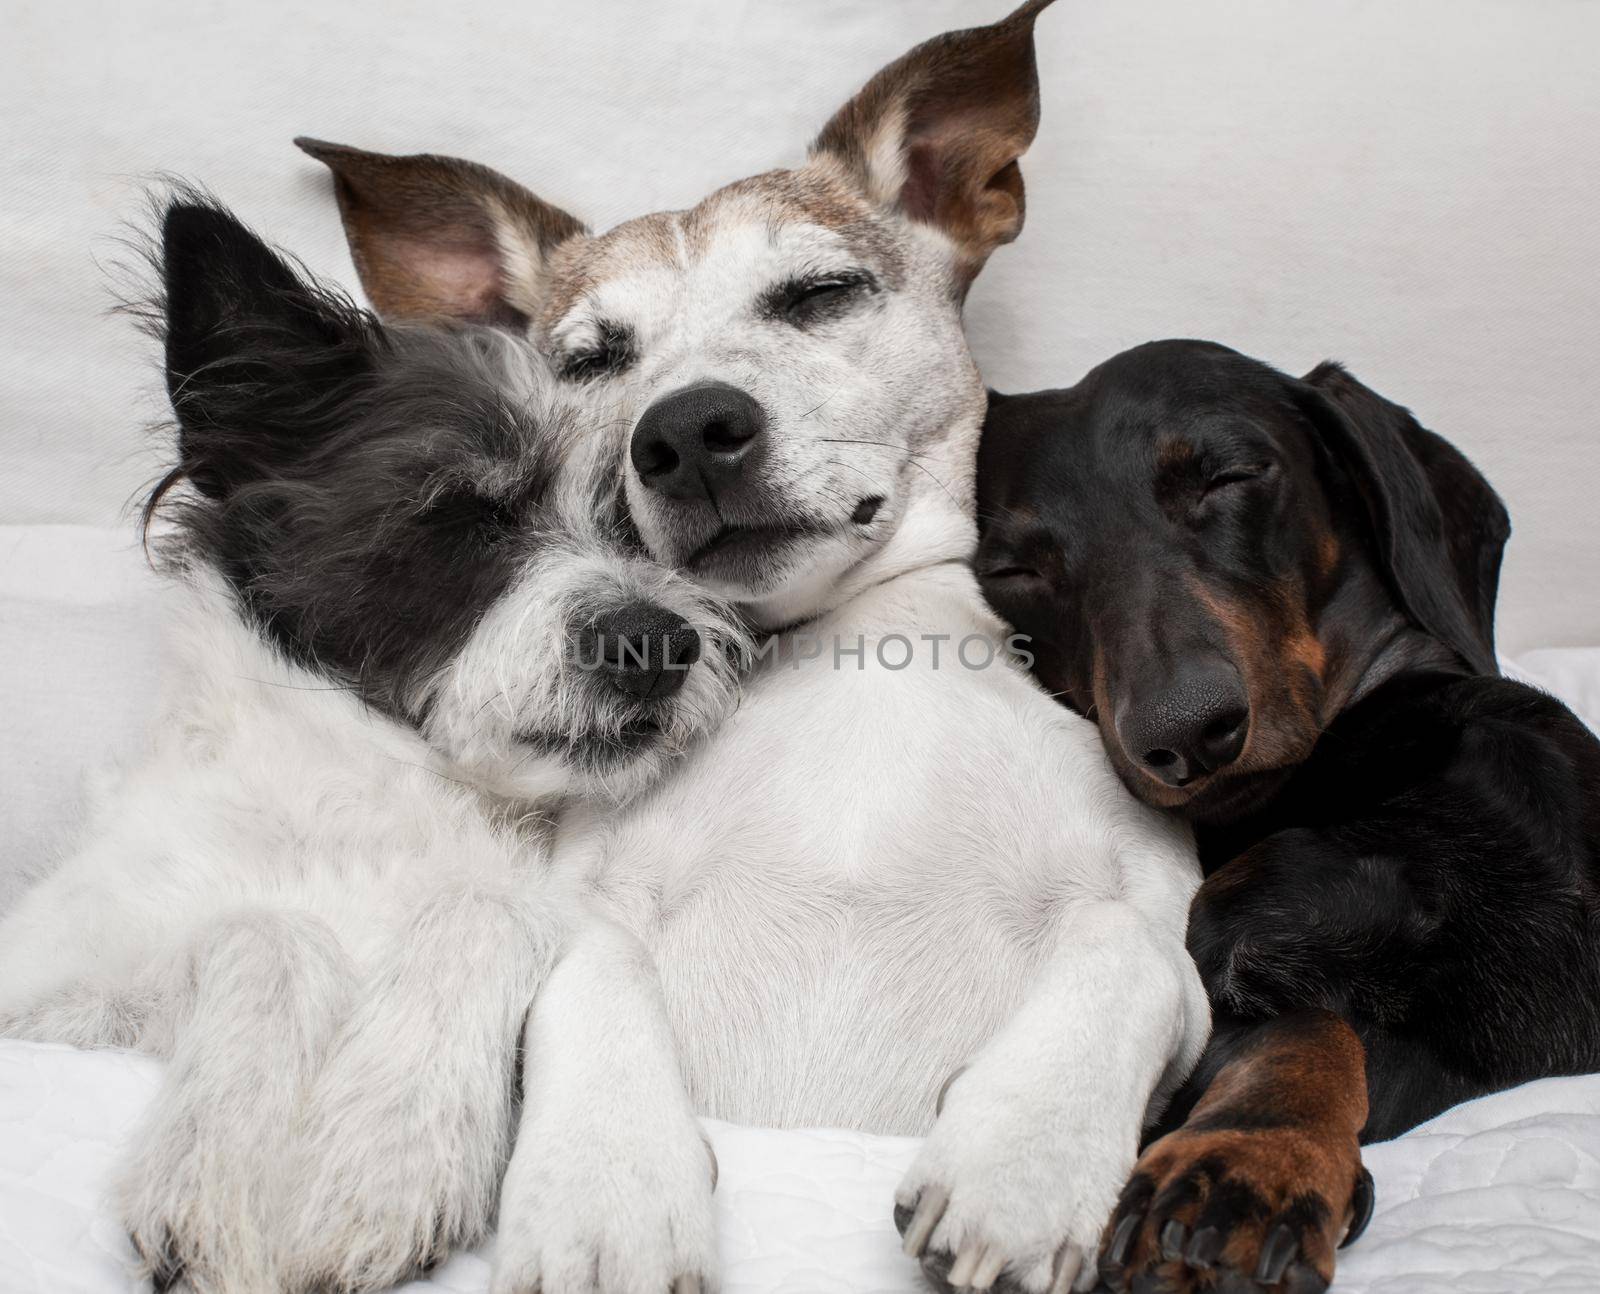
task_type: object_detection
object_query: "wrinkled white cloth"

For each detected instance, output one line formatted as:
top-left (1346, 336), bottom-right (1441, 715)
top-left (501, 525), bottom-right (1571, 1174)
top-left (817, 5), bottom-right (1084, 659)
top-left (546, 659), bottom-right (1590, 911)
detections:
top-left (2, 1040), bottom-right (1599, 1294)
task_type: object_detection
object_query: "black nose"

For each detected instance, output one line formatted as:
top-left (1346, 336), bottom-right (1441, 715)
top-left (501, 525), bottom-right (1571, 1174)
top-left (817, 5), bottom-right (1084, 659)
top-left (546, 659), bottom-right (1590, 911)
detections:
top-left (630, 381), bottom-right (765, 502)
top-left (1118, 664), bottom-right (1249, 788)
top-left (580, 602), bottom-right (702, 700)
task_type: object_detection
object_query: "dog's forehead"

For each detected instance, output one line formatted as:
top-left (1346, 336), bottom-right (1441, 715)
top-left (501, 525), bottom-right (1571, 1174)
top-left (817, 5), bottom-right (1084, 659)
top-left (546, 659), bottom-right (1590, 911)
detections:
top-left (538, 165), bottom-right (903, 331)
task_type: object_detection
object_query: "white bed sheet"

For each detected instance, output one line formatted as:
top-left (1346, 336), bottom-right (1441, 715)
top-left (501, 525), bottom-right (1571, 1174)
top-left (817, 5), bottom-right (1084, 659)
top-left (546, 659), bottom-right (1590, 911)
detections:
top-left (3, 1040), bottom-right (1599, 1294)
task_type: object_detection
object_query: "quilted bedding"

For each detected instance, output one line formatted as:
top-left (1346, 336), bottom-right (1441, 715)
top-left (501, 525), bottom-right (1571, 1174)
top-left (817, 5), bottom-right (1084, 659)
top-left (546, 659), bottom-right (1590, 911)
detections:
top-left (3, 1041), bottom-right (1600, 1294)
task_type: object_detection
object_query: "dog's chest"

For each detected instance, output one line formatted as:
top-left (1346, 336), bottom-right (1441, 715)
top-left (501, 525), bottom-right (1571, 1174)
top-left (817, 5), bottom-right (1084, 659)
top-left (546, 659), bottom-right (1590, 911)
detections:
top-left (559, 639), bottom-right (1094, 1135)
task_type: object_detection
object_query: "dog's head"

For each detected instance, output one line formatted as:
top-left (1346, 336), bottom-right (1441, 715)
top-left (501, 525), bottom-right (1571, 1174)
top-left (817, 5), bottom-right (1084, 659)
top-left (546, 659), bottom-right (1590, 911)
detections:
top-left (977, 340), bottom-right (1510, 824)
top-left (297, 0), bottom-right (1053, 626)
top-left (150, 196), bottom-right (744, 804)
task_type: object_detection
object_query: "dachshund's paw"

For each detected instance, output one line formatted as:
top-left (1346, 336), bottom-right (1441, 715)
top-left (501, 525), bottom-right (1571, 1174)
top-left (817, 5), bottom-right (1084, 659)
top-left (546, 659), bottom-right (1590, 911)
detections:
top-left (491, 1100), bottom-right (718, 1294)
top-left (1095, 1126), bottom-right (1374, 1294)
top-left (894, 1065), bottom-right (1132, 1293)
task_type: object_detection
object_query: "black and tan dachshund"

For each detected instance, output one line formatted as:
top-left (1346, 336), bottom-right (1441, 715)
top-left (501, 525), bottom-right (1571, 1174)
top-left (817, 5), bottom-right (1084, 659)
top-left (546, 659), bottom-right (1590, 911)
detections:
top-left (976, 340), bottom-right (1600, 1294)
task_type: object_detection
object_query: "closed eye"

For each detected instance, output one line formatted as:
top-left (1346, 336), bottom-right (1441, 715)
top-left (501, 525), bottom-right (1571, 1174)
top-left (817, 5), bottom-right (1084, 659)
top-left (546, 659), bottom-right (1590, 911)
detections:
top-left (1204, 462), bottom-right (1275, 494)
top-left (761, 269), bottom-right (878, 327)
top-left (558, 319), bottom-right (635, 382)
top-left (416, 484), bottom-right (519, 544)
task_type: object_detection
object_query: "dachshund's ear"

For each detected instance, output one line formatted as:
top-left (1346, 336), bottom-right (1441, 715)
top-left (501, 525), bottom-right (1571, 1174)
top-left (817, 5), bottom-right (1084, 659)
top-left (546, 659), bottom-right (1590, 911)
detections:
top-left (1296, 362), bottom-right (1509, 675)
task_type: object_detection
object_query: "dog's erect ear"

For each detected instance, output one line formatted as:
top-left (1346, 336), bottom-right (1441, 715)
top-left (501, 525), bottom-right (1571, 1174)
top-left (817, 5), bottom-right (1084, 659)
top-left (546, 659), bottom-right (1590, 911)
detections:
top-left (161, 198), bottom-right (378, 500)
top-left (295, 137), bottom-right (586, 328)
top-left (810, 0), bottom-right (1054, 285)
top-left (1297, 362), bottom-right (1510, 676)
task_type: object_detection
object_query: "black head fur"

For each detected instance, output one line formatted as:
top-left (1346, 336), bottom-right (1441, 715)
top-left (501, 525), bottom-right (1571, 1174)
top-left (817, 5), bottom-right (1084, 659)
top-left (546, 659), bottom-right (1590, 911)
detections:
top-left (148, 196), bottom-right (563, 723)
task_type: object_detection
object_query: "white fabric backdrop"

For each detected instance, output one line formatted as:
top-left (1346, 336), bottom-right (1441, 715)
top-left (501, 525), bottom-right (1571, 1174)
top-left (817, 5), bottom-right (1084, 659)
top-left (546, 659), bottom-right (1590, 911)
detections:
top-left (3, 0), bottom-right (1598, 652)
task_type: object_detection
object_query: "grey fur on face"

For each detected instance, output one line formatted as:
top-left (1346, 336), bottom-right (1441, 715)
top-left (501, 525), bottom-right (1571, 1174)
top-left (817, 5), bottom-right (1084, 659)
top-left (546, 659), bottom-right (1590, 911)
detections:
top-left (151, 195), bottom-right (746, 803)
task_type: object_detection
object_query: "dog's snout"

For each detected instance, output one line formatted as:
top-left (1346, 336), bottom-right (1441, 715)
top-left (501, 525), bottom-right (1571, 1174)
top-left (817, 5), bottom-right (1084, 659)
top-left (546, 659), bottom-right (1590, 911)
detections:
top-left (582, 601), bottom-right (702, 701)
top-left (631, 381), bottom-right (765, 502)
top-left (1118, 663), bottom-right (1249, 788)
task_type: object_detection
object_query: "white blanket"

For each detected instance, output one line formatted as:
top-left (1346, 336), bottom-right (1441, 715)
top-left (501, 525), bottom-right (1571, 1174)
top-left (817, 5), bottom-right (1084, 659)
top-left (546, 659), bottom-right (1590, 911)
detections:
top-left (2, 1040), bottom-right (1598, 1294)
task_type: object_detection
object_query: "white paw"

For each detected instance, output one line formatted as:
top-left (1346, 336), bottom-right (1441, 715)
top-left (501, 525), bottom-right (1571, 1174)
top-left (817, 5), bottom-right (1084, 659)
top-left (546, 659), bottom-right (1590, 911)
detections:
top-left (119, 1109), bottom-right (279, 1294)
top-left (276, 1022), bottom-right (519, 1292)
top-left (491, 1099), bottom-right (717, 1294)
top-left (894, 1062), bottom-right (1137, 1294)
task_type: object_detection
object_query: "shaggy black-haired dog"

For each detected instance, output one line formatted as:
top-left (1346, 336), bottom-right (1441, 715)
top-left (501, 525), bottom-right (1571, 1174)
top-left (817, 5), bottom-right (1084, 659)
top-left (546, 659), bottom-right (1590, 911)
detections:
top-left (0, 197), bottom-right (743, 1293)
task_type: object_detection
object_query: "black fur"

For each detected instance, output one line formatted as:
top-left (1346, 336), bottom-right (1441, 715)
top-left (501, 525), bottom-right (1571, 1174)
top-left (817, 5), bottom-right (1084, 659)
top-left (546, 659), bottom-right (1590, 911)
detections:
top-left (151, 198), bottom-right (562, 726)
top-left (977, 339), bottom-right (1600, 1140)
top-left (1182, 669), bottom-right (1600, 1141)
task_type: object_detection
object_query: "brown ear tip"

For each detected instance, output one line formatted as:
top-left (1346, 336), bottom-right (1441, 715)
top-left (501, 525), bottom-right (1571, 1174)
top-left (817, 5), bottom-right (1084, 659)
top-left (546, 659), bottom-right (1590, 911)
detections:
top-left (1006, 0), bottom-right (1058, 30)
top-left (294, 136), bottom-right (337, 160)
top-left (294, 136), bottom-right (369, 168)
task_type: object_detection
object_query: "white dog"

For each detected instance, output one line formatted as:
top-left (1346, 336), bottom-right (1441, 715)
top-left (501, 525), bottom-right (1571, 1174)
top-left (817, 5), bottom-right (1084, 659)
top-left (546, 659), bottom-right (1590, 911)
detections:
top-left (0, 198), bottom-right (743, 1294)
top-left (302, 3), bottom-right (1210, 1292)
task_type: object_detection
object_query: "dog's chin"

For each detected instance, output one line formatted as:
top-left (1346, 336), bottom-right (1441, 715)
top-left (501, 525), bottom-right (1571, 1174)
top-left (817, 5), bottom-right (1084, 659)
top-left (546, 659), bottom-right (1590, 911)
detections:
top-left (685, 521), bottom-right (832, 584)
top-left (673, 525), bottom-right (869, 625)
top-left (496, 714), bottom-right (673, 806)
top-left (629, 476), bottom-right (899, 625)
top-left (1129, 763), bottom-right (1294, 827)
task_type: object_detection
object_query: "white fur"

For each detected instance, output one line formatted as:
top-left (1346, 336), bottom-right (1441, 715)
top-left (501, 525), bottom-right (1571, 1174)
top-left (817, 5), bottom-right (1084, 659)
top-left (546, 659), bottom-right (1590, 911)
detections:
top-left (0, 531), bottom-right (736, 1279)
top-left (494, 916), bottom-right (717, 1294)
top-left (0, 555), bottom-right (723, 1292)
top-left (470, 128), bottom-right (1213, 1287)
top-left (524, 521), bottom-right (1208, 1291)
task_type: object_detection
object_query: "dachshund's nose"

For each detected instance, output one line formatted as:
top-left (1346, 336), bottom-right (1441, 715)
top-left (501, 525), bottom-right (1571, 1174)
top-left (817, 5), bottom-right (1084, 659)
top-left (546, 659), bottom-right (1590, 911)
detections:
top-left (1119, 665), bottom-right (1249, 787)
top-left (581, 602), bottom-right (702, 700)
top-left (631, 381), bottom-right (765, 503)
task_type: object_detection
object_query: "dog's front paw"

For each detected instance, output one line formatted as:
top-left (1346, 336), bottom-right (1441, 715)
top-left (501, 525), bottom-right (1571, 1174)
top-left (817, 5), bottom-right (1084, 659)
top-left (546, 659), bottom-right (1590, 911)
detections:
top-left (1096, 1124), bottom-right (1374, 1294)
top-left (491, 1102), bottom-right (717, 1294)
top-left (894, 1065), bottom-right (1132, 1294)
top-left (276, 1029), bottom-right (518, 1291)
top-left (119, 1119), bottom-right (278, 1294)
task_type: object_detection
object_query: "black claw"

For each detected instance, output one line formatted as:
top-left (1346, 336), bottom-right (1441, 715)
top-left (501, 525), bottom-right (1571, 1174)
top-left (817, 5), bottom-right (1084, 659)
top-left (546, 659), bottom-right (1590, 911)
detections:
top-left (1282, 1261), bottom-right (1330, 1294)
top-left (1341, 1168), bottom-right (1376, 1249)
top-left (1158, 1219), bottom-right (1187, 1263)
top-left (919, 1246), bottom-right (955, 1286)
top-left (1255, 1223), bottom-right (1298, 1285)
top-left (893, 1201), bottom-right (914, 1238)
top-left (131, 1227), bottom-right (184, 1294)
top-left (1184, 1224), bottom-right (1223, 1270)
top-left (150, 1252), bottom-right (185, 1294)
top-left (1108, 1211), bottom-right (1143, 1266)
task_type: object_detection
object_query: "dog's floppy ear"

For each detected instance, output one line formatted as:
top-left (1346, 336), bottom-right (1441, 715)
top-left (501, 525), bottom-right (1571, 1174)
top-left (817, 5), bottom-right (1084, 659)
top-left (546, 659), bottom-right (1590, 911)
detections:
top-left (810, 0), bottom-right (1054, 287)
top-left (294, 137), bottom-right (586, 328)
top-left (160, 197), bottom-right (379, 501)
top-left (1296, 362), bottom-right (1510, 676)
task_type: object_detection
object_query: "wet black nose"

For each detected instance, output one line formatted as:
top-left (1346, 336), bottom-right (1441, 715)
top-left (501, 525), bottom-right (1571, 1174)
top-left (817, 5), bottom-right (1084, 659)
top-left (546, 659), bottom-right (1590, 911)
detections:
top-left (1118, 664), bottom-right (1249, 788)
top-left (630, 381), bottom-right (765, 502)
top-left (581, 602), bottom-right (702, 700)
